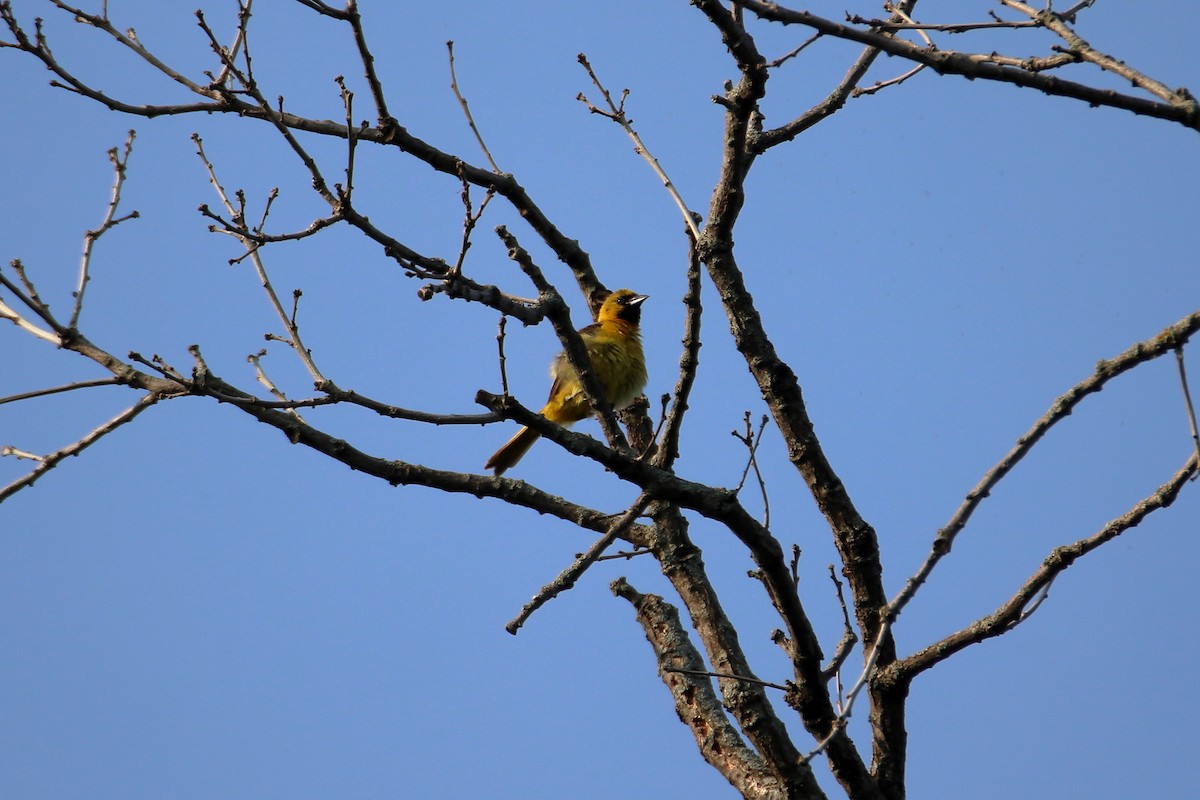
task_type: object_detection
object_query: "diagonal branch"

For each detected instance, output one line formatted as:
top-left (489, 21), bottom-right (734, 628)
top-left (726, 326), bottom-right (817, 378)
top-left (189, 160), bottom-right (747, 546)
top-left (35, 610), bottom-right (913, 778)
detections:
top-left (47, 0), bottom-right (212, 95)
top-left (447, 40), bottom-right (501, 173)
top-left (1176, 348), bottom-right (1200, 472)
top-left (890, 309), bottom-right (1200, 622)
top-left (757, 0), bottom-right (919, 149)
top-left (192, 134), bottom-right (327, 386)
top-left (0, 263), bottom-right (66, 341)
top-left (611, 578), bottom-right (806, 800)
top-left (886, 453), bottom-right (1198, 684)
top-left (2, 1), bottom-right (605, 304)
top-left (0, 377), bottom-right (122, 406)
top-left (738, 1), bottom-right (1200, 132)
top-left (1001, 0), bottom-right (1191, 106)
top-left (0, 393), bottom-right (161, 503)
top-left (689, 2), bottom-right (896, 792)
top-left (648, 506), bottom-right (825, 798)
top-left (71, 130), bottom-right (139, 330)
top-left (0, 293), bottom-right (60, 344)
top-left (653, 234), bottom-right (703, 471)
top-left (300, 0), bottom-right (396, 125)
top-left (505, 493), bottom-right (651, 634)
top-left (576, 54), bottom-right (701, 241)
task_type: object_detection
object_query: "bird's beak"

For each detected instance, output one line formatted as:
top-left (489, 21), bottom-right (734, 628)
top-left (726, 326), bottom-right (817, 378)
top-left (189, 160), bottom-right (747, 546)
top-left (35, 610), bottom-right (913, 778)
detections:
top-left (630, 294), bottom-right (649, 306)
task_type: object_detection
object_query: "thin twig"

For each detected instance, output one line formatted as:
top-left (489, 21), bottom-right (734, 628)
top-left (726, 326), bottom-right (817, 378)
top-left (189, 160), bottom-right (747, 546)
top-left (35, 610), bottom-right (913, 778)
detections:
top-left (450, 166), bottom-right (495, 278)
top-left (495, 316), bottom-right (509, 396)
top-left (212, 0), bottom-right (252, 86)
top-left (757, 0), bottom-right (920, 149)
top-left (0, 294), bottom-right (60, 344)
top-left (47, 0), bottom-right (211, 96)
top-left (653, 226), bottom-right (703, 471)
top-left (192, 133), bottom-right (327, 386)
top-left (0, 393), bottom-right (160, 503)
top-left (0, 446), bottom-right (41, 461)
top-left (0, 377), bottom-right (122, 406)
top-left (1059, 0), bottom-right (1098, 23)
top-left (738, 0), bottom-right (1200, 133)
top-left (768, 32), bottom-right (823, 69)
top-left (576, 53), bottom-right (701, 241)
top-left (447, 40), bottom-right (501, 173)
top-left (10, 259), bottom-right (49, 314)
top-left (71, 129), bottom-right (139, 330)
top-left (886, 3), bottom-right (934, 48)
top-left (891, 309), bottom-right (1200, 622)
top-left (506, 493), bottom-right (651, 634)
top-left (128, 351), bottom-right (188, 384)
top-left (593, 547), bottom-right (653, 562)
top-left (247, 348), bottom-right (304, 422)
top-left (0, 262), bottom-right (65, 341)
top-left (663, 666), bottom-right (790, 692)
top-left (1001, 0), bottom-right (1190, 106)
top-left (1175, 347), bottom-right (1200, 478)
top-left (732, 412), bottom-right (771, 528)
top-left (892, 453), bottom-right (1198, 681)
top-left (822, 565), bottom-right (858, 684)
top-left (852, 64), bottom-right (926, 97)
top-left (344, 0), bottom-right (393, 124)
top-left (847, 15), bottom-right (1037, 34)
top-left (798, 614), bottom-right (894, 764)
top-left (334, 74), bottom-right (359, 201)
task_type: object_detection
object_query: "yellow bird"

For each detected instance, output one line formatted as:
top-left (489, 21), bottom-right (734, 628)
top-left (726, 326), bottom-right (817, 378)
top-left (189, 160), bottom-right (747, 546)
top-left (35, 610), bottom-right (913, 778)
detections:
top-left (485, 289), bottom-right (649, 476)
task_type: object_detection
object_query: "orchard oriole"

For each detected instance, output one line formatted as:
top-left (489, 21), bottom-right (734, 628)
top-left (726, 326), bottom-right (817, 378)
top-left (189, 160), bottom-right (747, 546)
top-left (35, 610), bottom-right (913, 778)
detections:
top-left (485, 289), bottom-right (649, 476)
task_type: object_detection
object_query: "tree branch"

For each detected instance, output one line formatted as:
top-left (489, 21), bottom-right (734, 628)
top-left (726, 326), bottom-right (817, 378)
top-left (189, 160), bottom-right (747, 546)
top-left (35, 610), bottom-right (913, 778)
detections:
top-left (612, 578), bottom-right (807, 800)
top-left (890, 309), bottom-right (1200, 623)
top-left (1, 393), bottom-right (161, 503)
top-left (886, 453), bottom-right (1198, 683)
top-left (738, 1), bottom-right (1200, 132)
top-left (505, 493), bottom-right (652, 634)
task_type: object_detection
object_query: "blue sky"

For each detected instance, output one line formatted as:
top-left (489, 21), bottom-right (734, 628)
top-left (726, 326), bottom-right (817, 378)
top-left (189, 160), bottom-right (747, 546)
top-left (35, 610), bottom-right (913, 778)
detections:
top-left (1, 2), bottom-right (1197, 798)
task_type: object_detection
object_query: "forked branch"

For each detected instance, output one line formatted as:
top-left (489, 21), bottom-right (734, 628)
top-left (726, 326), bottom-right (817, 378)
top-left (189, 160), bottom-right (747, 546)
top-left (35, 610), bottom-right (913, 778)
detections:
top-left (891, 309), bottom-right (1200, 622)
top-left (889, 452), bottom-right (1198, 683)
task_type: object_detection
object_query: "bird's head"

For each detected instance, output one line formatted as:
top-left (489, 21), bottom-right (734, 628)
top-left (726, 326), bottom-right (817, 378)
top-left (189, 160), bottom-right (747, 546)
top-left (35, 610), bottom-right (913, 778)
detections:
top-left (596, 288), bottom-right (649, 325)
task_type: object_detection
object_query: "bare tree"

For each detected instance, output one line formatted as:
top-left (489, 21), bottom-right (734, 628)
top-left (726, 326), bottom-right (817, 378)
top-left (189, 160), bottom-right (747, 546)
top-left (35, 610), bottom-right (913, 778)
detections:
top-left (2, 2), bottom-right (1197, 798)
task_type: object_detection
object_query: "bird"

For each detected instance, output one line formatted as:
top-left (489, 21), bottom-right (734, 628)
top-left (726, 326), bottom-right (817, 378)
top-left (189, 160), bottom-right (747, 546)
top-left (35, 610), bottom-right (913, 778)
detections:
top-left (485, 288), bottom-right (649, 476)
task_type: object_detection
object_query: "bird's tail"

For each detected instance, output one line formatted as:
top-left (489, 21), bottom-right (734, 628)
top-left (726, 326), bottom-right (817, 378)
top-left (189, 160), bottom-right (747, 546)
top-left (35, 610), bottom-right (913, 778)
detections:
top-left (485, 426), bottom-right (541, 476)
